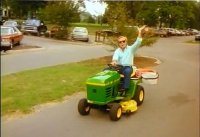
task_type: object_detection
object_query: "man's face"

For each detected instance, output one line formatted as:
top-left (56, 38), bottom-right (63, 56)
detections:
top-left (118, 37), bottom-right (127, 50)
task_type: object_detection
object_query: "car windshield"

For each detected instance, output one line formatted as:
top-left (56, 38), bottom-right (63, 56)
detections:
top-left (25, 19), bottom-right (40, 26)
top-left (3, 21), bottom-right (16, 26)
top-left (1, 28), bottom-right (12, 35)
top-left (73, 28), bottom-right (87, 33)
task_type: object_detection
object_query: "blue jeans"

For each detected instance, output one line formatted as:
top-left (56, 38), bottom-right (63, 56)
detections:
top-left (103, 65), bottom-right (133, 90)
top-left (120, 66), bottom-right (133, 89)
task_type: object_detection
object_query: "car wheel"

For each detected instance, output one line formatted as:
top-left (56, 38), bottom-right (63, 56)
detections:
top-left (133, 85), bottom-right (145, 106)
top-left (37, 31), bottom-right (41, 37)
top-left (17, 41), bottom-right (21, 46)
top-left (109, 103), bottom-right (122, 121)
top-left (85, 38), bottom-right (89, 42)
top-left (78, 98), bottom-right (91, 115)
top-left (9, 41), bottom-right (14, 49)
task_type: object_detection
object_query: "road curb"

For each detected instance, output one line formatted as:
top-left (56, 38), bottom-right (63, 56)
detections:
top-left (138, 55), bottom-right (162, 65)
top-left (6, 47), bottom-right (45, 54)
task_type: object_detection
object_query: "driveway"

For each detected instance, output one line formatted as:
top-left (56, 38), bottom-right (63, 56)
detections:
top-left (1, 36), bottom-right (199, 137)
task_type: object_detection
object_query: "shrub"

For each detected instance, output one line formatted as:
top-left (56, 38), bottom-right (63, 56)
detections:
top-left (54, 28), bottom-right (69, 40)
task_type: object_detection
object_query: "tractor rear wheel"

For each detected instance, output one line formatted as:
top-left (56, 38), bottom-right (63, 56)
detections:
top-left (109, 103), bottom-right (122, 121)
top-left (133, 85), bottom-right (145, 106)
top-left (78, 98), bottom-right (91, 115)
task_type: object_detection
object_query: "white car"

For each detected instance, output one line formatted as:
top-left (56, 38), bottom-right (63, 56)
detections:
top-left (195, 32), bottom-right (200, 41)
top-left (3, 20), bottom-right (21, 30)
top-left (71, 27), bottom-right (89, 42)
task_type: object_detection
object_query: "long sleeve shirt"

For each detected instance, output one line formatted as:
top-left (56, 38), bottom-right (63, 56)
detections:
top-left (112, 37), bottom-right (142, 66)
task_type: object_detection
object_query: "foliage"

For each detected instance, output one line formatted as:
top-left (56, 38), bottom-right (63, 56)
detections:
top-left (107, 26), bottom-right (157, 48)
top-left (54, 29), bottom-right (69, 40)
top-left (104, 1), bottom-right (200, 30)
top-left (104, 2), bottom-right (157, 47)
top-left (2, 0), bottom-right (47, 19)
top-left (80, 12), bottom-right (96, 23)
top-left (2, 1), bottom-right (200, 29)
top-left (38, 1), bottom-right (80, 28)
top-left (104, 2), bottom-right (133, 31)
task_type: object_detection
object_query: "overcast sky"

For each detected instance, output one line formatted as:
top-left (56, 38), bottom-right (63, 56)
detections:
top-left (83, 0), bottom-right (107, 16)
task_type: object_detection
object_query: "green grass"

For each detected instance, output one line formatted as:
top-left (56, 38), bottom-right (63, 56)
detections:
top-left (1, 56), bottom-right (111, 116)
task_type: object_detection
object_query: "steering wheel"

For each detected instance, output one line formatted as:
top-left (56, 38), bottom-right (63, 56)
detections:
top-left (107, 64), bottom-right (123, 72)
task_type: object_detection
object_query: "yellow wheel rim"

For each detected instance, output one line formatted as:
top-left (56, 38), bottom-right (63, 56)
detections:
top-left (117, 108), bottom-right (122, 118)
top-left (139, 90), bottom-right (144, 101)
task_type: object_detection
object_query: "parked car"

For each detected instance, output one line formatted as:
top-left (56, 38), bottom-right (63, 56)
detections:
top-left (21, 19), bottom-right (47, 36)
top-left (187, 28), bottom-right (199, 35)
top-left (3, 20), bottom-right (21, 30)
top-left (195, 32), bottom-right (200, 41)
top-left (182, 30), bottom-right (191, 36)
top-left (164, 28), bottom-right (176, 36)
top-left (1, 26), bottom-right (23, 51)
top-left (71, 27), bottom-right (89, 42)
top-left (153, 28), bottom-right (169, 37)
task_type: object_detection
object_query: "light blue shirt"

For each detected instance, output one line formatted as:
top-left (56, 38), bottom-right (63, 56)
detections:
top-left (112, 37), bottom-right (142, 66)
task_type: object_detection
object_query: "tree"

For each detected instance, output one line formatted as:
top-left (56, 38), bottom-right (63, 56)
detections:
top-left (39, 1), bottom-right (80, 28)
top-left (38, 1), bottom-right (80, 39)
top-left (104, 1), bottom-right (157, 47)
top-left (1, 0), bottom-right (47, 19)
top-left (104, 2), bottom-right (131, 31)
top-left (134, 1), bottom-right (199, 29)
top-left (104, 1), bottom-right (200, 30)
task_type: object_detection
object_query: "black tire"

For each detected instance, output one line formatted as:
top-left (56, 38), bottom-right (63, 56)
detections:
top-left (37, 31), bottom-right (41, 37)
top-left (133, 85), bottom-right (145, 106)
top-left (78, 98), bottom-right (91, 115)
top-left (109, 103), bottom-right (122, 121)
top-left (17, 41), bottom-right (21, 46)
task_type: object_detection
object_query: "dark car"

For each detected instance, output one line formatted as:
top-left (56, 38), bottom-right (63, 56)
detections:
top-left (21, 19), bottom-right (47, 36)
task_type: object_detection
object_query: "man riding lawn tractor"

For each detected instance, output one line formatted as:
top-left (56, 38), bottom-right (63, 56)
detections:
top-left (78, 25), bottom-right (159, 121)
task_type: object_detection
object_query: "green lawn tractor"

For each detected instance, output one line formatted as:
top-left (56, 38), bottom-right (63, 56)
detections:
top-left (78, 65), bottom-right (145, 121)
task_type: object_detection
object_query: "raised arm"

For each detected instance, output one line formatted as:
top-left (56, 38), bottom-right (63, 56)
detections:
top-left (137, 25), bottom-right (147, 38)
top-left (130, 25), bottom-right (147, 51)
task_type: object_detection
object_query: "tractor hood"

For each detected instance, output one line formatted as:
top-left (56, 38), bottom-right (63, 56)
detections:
top-left (86, 70), bottom-right (120, 86)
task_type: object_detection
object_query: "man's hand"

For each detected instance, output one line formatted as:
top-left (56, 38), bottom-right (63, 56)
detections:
top-left (137, 25), bottom-right (147, 38)
top-left (138, 25), bottom-right (147, 33)
top-left (110, 60), bottom-right (117, 66)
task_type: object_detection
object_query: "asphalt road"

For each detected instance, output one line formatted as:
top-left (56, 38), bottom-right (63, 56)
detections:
top-left (1, 35), bottom-right (113, 76)
top-left (1, 36), bottom-right (199, 137)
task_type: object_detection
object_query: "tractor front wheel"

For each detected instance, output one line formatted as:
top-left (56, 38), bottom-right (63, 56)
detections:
top-left (133, 85), bottom-right (145, 106)
top-left (109, 103), bottom-right (122, 121)
top-left (78, 98), bottom-right (91, 115)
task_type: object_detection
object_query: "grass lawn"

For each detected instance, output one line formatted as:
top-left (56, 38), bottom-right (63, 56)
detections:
top-left (1, 55), bottom-right (158, 117)
top-left (1, 56), bottom-right (111, 116)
